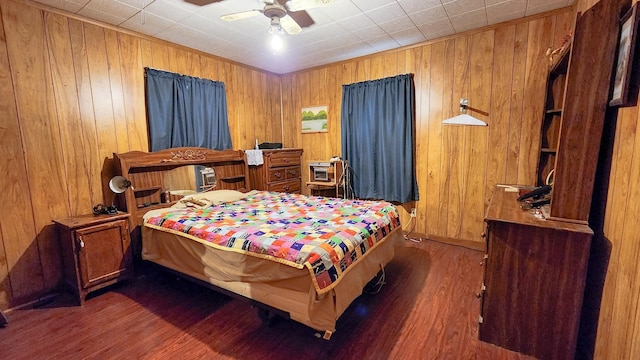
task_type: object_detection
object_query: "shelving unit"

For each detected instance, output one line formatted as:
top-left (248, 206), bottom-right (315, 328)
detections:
top-left (536, 45), bottom-right (570, 186)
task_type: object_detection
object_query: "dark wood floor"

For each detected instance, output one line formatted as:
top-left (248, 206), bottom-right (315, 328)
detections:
top-left (0, 239), bottom-right (533, 360)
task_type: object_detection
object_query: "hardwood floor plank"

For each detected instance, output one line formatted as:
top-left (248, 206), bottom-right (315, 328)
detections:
top-left (0, 239), bottom-right (533, 360)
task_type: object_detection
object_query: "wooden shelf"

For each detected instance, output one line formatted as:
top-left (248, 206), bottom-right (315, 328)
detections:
top-left (540, 148), bottom-right (557, 153)
top-left (220, 175), bottom-right (246, 181)
top-left (545, 108), bottom-right (562, 115)
top-left (133, 186), bottom-right (161, 193)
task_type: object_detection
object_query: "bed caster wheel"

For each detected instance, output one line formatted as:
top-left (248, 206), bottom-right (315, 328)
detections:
top-left (257, 308), bottom-right (279, 326)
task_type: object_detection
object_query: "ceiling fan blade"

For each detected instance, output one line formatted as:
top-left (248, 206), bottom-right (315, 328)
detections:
top-left (280, 15), bottom-right (303, 35)
top-left (221, 10), bottom-right (261, 21)
top-left (287, 10), bottom-right (314, 28)
top-left (285, 0), bottom-right (334, 12)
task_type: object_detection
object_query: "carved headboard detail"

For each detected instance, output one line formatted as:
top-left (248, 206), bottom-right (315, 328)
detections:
top-left (113, 147), bottom-right (249, 229)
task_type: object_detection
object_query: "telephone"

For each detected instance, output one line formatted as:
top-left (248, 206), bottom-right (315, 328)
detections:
top-left (517, 185), bottom-right (552, 210)
top-left (517, 185), bottom-right (552, 201)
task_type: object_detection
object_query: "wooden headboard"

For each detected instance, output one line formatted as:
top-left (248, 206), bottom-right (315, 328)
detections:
top-left (113, 147), bottom-right (249, 228)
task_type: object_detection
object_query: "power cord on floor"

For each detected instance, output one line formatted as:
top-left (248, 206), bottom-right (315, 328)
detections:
top-left (404, 212), bottom-right (424, 243)
top-left (363, 266), bottom-right (386, 294)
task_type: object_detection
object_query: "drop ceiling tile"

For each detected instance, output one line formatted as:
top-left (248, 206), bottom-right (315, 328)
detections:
top-left (449, 7), bottom-right (487, 32)
top-left (409, 5), bottom-right (448, 26)
top-left (378, 16), bottom-right (418, 34)
top-left (314, 0), bottom-right (362, 21)
top-left (336, 14), bottom-right (377, 32)
top-left (31, 0), bottom-right (87, 13)
top-left (390, 28), bottom-right (427, 46)
top-left (487, 0), bottom-right (526, 15)
top-left (398, 0), bottom-right (443, 14)
top-left (442, 0), bottom-right (485, 16)
top-left (82, 0), bottom-right (140, 21)
top-left (366, 34), bottom-right (401, 52)
top-left (525, 0), bottom-right (568, 16)
top-left (417, 18), bottom-right (455, 40)
top-left (365, 3), bottom-right (408, 24)
top-left (77, 6), bottom-right (129, 25)
top-left (113, 0), bottom-right (146, 10)
top-left (143, 0), bottom-right (195, 22)
top-left (350, 0), bottom-right (396, 12)
top-left (488, 9), bottom-right (525, 25)
top-left (120, 11), bottom-right (176, 35)
top-left (350, 25), bottom-right (388, 42)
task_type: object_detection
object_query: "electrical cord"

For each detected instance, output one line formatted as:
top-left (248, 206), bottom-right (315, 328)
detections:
top-left (404, 214), bottom-right (424, 243)
top-left (363, 266), bottom-right (386, 294)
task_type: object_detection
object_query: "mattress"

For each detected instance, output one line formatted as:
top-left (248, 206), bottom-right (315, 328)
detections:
top-left (141, 190), bottom-right (402, 335)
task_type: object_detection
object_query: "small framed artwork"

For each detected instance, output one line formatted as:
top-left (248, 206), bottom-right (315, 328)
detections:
top-left (301, 105), bottom-right (328, 133)
top-left (610, 3), bottom-right (639, 107)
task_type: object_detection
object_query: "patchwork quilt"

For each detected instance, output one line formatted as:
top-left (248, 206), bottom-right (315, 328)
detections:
top-left (144, 191), bottom-right (400, 294)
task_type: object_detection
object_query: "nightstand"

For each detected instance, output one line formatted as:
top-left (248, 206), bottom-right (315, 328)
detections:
top-left (54, 212), bottom-right (133, 304)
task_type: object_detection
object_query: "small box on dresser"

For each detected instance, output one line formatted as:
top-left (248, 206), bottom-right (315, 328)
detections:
top-left (248, 148), bottom-right (303, 193)
top-left (54, 212), bottom-right (133, 305)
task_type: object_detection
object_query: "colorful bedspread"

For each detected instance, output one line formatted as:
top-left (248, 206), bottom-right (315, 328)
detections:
top-left (144, 191), bottom-right (400, 294)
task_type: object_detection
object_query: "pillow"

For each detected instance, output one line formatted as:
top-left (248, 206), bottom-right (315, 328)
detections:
top-left (170, 189), bottom-right (249, 209)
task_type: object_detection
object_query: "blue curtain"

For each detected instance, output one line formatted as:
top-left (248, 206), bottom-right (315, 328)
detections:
top-left (340, 74), bottom-right (418, 203)
top-left (144, 68), bottom-right (232, 151)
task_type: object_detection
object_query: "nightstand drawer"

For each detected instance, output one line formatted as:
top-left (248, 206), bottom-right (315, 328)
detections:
top-left (268, 179), bottom-right (301, 193)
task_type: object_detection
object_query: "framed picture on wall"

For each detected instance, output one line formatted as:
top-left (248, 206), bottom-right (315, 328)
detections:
top-left (610, 3), bottom-right (639, 107)
top-left (301, 105), bottom-right (328, 133)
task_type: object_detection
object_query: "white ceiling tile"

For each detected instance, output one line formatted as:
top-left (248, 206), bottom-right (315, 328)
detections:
top-left (120, 11), bottom-right (176, 35)
top-left (77, 6), bottom-right (129, 25)
top-left (418, 18), bottom-right (455, 39)
top-left (83, 0), bottom-right (140, 20)
top-left (336, 14), bottom-right (377, 32)
top-left (390, 28), bottom-right (427, 46)
top-left (409, 5), bottom-right (448, 26)
top-left (366, 34), bottom-right (400, 52)
top-left (351, 25), bottom-right (388, 42)
top-left (144, 0), bottom-right (196, 22)
top-left (487, 9), bottom-right (525, 25)
top-left (442, 0), bottom-right (485, 16)
top-left (314, 0), bottom-right (361, 21)
top-left (350, 0), bottom-right (396, 12)
top-left (365, 3), bottom-right (408, 24)
top-left (487, 0), bottom-right (526, 15)
top-left (398, 0), bottom-right (443, 14)
top-left (525, 0), bottom-right (568, 16)
top-left (378, 16), bottom-right (417, 34)
top-left (32, 0), bottom-right (88, 13)
top-left (450, 8), bottom-right (487, 32)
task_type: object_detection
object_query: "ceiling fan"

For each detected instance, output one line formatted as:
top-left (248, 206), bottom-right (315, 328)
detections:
top-left (220, 0), bottom-right (336, 35)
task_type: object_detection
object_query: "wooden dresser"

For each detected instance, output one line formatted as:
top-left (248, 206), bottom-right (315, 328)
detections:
top-left (479, 186), bottom-right (592, 359)
top-left (54, 212), bottom-right (133, 304)
top-left (248, 148), bottom-right (303, 193)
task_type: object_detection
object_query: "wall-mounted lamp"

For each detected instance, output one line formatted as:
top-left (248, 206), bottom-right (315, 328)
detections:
top-left (442, 98), bottom-right (487, 126)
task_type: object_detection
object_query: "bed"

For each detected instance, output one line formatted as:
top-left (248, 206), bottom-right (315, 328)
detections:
top-left (113, 147), bottom-right (402, 339)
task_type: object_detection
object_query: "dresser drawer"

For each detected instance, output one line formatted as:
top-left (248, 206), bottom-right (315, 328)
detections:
top-left (268, 179), bottom-right (301, 193)
top-left (269, 166), bottom-right (301, 182)
top-left (267, 152), bottom-right (301, 167)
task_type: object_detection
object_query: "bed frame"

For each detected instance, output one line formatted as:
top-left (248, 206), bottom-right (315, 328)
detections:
top-left (112, 147), bottom-right (401, 339)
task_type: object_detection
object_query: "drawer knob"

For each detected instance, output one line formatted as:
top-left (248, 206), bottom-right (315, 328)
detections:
top-left (284, 185), bottom-right (290, 191)
top-left (284, 159), bottom-right (290, 163)
top-left (79, 239), bottom-right (85, 249)
top-left (274, 172), bottom-right (282, 178)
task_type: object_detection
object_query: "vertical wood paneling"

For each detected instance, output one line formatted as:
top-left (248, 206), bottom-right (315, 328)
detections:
top-left (505, 23), bottom-right (528, 184)
top-left (3, 0), bottom-right (67, 300)
top-left (462, 31), bottom-right (492, 241)
top-left (425, 41), bottom-right (444, 236)
top-left (68, 19), bottom-right (101, 206)
top-left (117, 33), bottom-right (147, 151)
top-left (45, 13), bottom-right (92, 216)
top-left (104, 28), bottom-right (129, 154)
top-left (0, 1), bottom-right (38, 309)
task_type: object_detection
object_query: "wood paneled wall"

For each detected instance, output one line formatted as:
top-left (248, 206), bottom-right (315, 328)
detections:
top-left (281, 9), bottom-right (575, 244)
top-left (592, 0), bottom-right (640, 357)
top-left (0, 0), bottom-right (281, 309)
